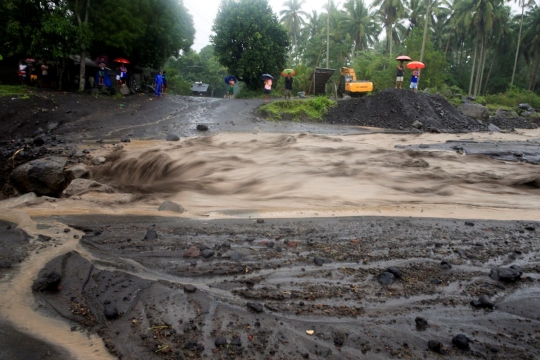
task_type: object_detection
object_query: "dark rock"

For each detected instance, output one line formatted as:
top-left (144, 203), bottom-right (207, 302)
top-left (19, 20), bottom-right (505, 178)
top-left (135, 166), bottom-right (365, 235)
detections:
top-left (314, 257), bottom-right (324, 266)
top-left (201, 249), bottom-right (215, 258)
top-left (440, 261), bottom-right (452, 270)
top-left (247, 302), bottom-right (264, 313)
top-left (386, 267), bottom-right (402, 279)
top-left (465, 221), bottom-right (474, 226)
top-left (184, 284), bottom-right (197, 293)
top-left (256, 219), bottom-right (264, 223)
top-left (378, 271), bottom-right (395, 285)
top-left (33, 137), bottom-right (45, 147)
top-left (120, 137), bottom-right (130, 143)
top-left (215, 337), bottom-right (227, 347)
top-left (230, 337), bottom-right (242, 347)
top-left (267, 242), bottom-right (274, 248)
top-left (104, 304), bottom-right (119, 319)
top-left (452, 334), bottom-right (470, 350)
top-left (0, 261), bottom-right (12, 268)
top-left (10, 156), bottom-right (67, 196)
top-left (166, 133), bottom-right (180, 141)
top-left (38, 234), bottom-right (52, 242)
top-left (158, 201), bottom-right (184, 213)
top-left (478, 295), bottom-right (495, 309)
top-left (196, 124), bottom-right (208, 131)
top-left (525, 226), bottom-right (535, 231)
top-left (431, 279), bottom-right (442, 285)
top-left (32, 270), bottom-right (61, 292)
top-left (144, 229), bottom-right (158, 240)
top-left (415, 317), bottom-right (429, 329)
top-left (428, 340), bottom-right (446, 354)
top-left (489, 265), bottom-right (522, 282)
top-left (334, 337), bottom-right (344, 346)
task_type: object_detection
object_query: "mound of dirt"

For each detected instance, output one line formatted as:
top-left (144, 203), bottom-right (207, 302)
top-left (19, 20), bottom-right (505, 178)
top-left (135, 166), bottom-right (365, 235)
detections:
top-left (325, 89), bottom-right (488, 133)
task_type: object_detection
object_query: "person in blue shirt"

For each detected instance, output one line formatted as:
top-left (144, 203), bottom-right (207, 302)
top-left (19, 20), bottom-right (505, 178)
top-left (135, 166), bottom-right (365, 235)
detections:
top-left (154, 71), bottom-right (163, 98)
top-left (410, 68), bottom-right (419, 93)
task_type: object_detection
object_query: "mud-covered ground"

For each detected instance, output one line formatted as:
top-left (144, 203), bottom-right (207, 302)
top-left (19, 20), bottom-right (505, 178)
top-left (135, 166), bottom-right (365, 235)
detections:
top-left (18, 215), bottom-right (538, 360)
top-left (1, 90), bottom-right (540, 359)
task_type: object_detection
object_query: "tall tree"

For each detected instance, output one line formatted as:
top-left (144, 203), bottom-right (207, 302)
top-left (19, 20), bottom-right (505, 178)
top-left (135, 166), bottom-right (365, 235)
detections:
top-left (522, 5), bottom-right (540, 90)
top-left (280, 0), bottom-right (307, 51)
top-left (341, 0), bottom-right (381, 53)
top-left (212, 0), bottom-right (289, 90)
top-left (372, 0), bottom-right (407, 55)
top-left (511, 0), bottom-right (534, 86)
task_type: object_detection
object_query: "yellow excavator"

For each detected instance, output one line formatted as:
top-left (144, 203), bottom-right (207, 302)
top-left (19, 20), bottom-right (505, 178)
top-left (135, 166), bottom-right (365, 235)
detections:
top-left (338, 67), bottom-right (373, 97)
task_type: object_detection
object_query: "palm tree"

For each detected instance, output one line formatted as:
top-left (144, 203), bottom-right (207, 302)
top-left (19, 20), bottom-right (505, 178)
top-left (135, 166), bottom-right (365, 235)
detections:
top-left (372, 0), bottom-right (407, 55)
top-left (522, 5), bottom-right (540, 90)
top-left (454, 0), bottom-right (503, 96)
top-left (304, 10), bottom-right (320, 39)
top-left (341, 0), bottom-right (381, 53)
top-left (280, 0), bottom-right (308, 51)
top-left (511, 0), bottom-right (534, 86)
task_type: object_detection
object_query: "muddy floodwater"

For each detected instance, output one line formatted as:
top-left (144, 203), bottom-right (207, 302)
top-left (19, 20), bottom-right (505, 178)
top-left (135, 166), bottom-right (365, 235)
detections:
top-left (1, 94), bottom-right (540, 359)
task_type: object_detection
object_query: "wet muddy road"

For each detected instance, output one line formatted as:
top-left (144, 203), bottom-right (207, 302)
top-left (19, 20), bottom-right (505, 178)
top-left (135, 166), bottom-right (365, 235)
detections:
top-left (1, 94), bottom-right (540, 359)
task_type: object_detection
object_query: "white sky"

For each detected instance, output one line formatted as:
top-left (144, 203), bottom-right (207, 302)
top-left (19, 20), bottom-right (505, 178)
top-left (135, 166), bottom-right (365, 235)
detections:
top-left (183, 0), bottom-right (523, 52)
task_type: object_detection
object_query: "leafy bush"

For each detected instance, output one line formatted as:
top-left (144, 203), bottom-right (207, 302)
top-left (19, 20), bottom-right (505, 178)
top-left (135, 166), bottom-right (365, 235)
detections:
top-left (485, 87), bottom-right (540, 109)
top-left (259, 97), bottom-right (336, 121)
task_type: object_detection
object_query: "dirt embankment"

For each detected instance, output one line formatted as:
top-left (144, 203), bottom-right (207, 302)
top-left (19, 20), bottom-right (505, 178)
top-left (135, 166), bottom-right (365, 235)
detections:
top-left (324, 89), bottom-right (537, 132)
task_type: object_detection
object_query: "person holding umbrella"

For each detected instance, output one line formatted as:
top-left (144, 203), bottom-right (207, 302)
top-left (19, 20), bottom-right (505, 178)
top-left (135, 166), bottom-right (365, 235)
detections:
top-left (406, 61), bottom-right (425, 93)
top-left (262, 74), bottom-right (273, 103)
top-left (395, 56), bottom-right (411, 89)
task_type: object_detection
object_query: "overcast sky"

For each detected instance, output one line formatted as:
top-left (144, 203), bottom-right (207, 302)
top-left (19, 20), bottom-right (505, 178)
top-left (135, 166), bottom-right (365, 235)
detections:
top-left (183, 0), bottom-right (523, 52)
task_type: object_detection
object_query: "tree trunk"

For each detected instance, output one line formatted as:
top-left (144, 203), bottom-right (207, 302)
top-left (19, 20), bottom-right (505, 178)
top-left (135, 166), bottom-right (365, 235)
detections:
top-left (475, 35), bottom-right (487, 97)
top-left (444, 33), bottom-right (452, 59)
top-left (469, 34), bottom-right (479, 96)
top-left (387, 22), bottom-right (393, 55)
top-left (511, 4), bottom-right (525, 87)
top-left (483, 52), bottom-right (496, 95)
top-left (529, 48), bottom-right (539, 90)
top-left (420, 0), bottom-right (431, 62)
top-left (76, 0), bottom-right (91, 92)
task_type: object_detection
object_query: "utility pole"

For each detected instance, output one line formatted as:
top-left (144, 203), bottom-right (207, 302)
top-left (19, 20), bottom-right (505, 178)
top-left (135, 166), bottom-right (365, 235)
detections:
top-left (326, 0), bottom-right (330, 68)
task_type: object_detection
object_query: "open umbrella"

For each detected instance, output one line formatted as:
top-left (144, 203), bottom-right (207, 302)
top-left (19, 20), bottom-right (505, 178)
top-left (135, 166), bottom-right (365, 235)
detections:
top-left (95, 55), bottom-right (109, 65)
top-left (261, 74), bottom-right (274, 80)
top-left (406, 61), bottom-right (425, 69)
top-left (281, 68), bottom-right (296, 77)
top-left (114, 58), bottom-right (130, 64)
top-left (25, 58), bottom-right (36, 63)
top-left (224, 75), bottom-right (237, 84)
top-left (396, 55), bottom-right (411, 61)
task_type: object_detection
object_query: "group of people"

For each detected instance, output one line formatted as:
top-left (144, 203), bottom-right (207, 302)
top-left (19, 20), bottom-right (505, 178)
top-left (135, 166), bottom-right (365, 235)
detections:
top-left (18, 60), bottom-right (56, 88)
top-left (395, 62), bottom-right (420, 93)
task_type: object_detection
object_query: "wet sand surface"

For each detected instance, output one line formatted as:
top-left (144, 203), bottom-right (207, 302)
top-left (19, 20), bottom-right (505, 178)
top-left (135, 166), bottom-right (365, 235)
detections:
top-left (1, 94), bottom-right (540, 359)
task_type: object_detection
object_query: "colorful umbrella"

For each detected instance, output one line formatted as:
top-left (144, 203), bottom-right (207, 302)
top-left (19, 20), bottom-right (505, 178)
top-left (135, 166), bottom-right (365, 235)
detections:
top-left (261, 74), bottom-right (274, 80)
top-left (95, 55), bottom-right (109, 65)
top-left (396, 55), bottom-right (411, 61)
top-left (224, 75), bottom-right (237, 84)
top-left (113, 58), bottom-right (130, 64)
top-left (25, 58), bottom-right (36, 63)
top-left (406, 61), bottom-right (425, 69)
top-left (281, 69), bottom-right (296, 77)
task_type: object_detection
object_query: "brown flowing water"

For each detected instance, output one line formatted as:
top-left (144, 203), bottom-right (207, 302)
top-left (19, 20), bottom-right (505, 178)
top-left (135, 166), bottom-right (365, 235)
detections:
top-left (1, 129), bottom-right (540, 359)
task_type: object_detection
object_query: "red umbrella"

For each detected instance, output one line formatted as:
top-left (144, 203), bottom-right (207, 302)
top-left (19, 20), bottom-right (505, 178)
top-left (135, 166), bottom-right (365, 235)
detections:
top-left (114, 58), bottom-right (130, 64)
top-left (396, 55), bottom-right (411, 61)
top-left (406, 61), bottom-right (425, 69)
top-left (95, 55), bottom-right (109, 65)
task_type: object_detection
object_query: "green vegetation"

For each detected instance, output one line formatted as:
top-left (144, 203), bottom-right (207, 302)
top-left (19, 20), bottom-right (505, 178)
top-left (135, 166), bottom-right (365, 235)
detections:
top-left (485, 88), bottom-right (540, 109)
top-left (211, 0), bottom-right (289, 90)
top-left (0, 85), bottom-right (28, 96)
top-left (259, 97), bottom-right (336, 121)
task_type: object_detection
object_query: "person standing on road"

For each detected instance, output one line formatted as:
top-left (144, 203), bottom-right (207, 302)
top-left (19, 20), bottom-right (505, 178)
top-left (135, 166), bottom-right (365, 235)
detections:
top-left (264, 78), bottom-right (272, 103)
top-left (162, 71), bottom-right (167, 93)
top-left (40, 61), bottom-right (49, 88)
top-left (228, 78), bottom-right (235, 99)
top-left (395, 63), bottom-right (404, 89)
top-left (410, 68), bottom-right (419, 93)
top-left (284, 74), bottom-right (293, 100)
top-left (154, 71), bottom-right (163, 98)
top-left (18, 61), bottom-right (27, 85)
top-left (98, 58), bottom-right (106, 86)
top-left (119, 63), bottom-right (127, 86)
